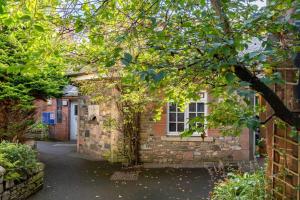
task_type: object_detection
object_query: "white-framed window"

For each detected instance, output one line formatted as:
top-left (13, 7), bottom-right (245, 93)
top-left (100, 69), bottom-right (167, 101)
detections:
top-left (167, 92), bottom-right (208, 136)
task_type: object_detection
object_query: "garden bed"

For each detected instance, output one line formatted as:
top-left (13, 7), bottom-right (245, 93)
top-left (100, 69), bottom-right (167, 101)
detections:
top-left (0, 163), bottom-right (44, 200)
top-left (0, 142), bottom-right (44, 200)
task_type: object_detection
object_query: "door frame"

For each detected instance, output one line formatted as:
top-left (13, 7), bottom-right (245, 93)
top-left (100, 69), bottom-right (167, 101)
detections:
top-left (69, 100), bottom-right (78, 141)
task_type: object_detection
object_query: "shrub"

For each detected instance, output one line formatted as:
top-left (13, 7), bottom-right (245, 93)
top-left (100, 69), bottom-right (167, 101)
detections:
top-left (26, 121), bottom-right (49, 140)
top-left (0, 141), bottom-right (39, 181)
top-left (211, 170), bottom-right (267, 200)
top-left (28, 122), bottom-right (48, 132)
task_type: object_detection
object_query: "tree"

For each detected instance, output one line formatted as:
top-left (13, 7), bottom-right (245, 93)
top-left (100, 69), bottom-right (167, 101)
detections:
top-left (0, 0), bottom-right (69, 141)
top-left (66, 0), bottom-right (299, 135)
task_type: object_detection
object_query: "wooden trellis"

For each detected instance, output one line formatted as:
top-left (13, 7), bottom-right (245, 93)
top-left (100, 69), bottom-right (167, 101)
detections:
top-left (270, 67), bottom-right (300, 199)
top-left (271, 125), bottom-right (300, 199)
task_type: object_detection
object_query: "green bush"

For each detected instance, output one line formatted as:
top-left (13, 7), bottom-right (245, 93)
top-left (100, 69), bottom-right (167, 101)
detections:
top-left (0, 141), bottom-right (39, 181)
top-left (211, 170), bottom-right (267, 200)
top-left (26, 121), bottom-right (49, 140)
top-left (28, 122), bottom-right (48, 132)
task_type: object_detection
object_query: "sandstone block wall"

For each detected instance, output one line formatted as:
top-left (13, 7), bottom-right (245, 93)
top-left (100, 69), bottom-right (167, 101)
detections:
top-left (77, 96), bottom-right (123, 161)
top-left (139, 135), bottom-right (248, 166)
top-left (77, 92), bottom-right (251, 165)
top-left (139, 105), bottom-right (251, 166)
top-left (0, 163), bottom-right (44, 200)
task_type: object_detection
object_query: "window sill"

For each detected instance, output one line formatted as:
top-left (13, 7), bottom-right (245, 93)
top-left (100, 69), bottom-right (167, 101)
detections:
top-left (161, 136), bottom-right (214, 142)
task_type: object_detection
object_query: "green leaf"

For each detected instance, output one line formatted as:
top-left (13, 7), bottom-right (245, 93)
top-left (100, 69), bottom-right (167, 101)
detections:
top-left (239, 81), bottom-right (251, 87)
top-left (149, 17), bottom-right (157, 27)
top-left (0, 0), bottom-right (6, 14)
top-left (34, 25), bottom-right (44, 32)
top-left (154, 71), bottom-right (166, 82)
top-left (289, 127), bottom-right (298, 138)
top-left (6, 65), bottom-right (21, 74)
top-left (75, 19), bottom-right (84, 33)
top-left (121, 53), bottom-right (133, 66)
top-left (246, 117), bottom-right (260, 130)
top-left (82, 3), bottom-right (90, 13)
top-left (3, 18), bottom-right (13, 26)
top-left (180, 129), bottom-right (193, 138)
top-left (200, 0), bottom-right (206, 6)
top-left (225, 72), bottom-right (236, 84)
top-left (115, 35), bottom-right (126, 43)
top-left (20, 15), bottom-right (31, 21)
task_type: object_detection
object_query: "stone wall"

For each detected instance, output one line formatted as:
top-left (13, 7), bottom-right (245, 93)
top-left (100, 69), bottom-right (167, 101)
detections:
top-left (77, 91), bottom-right (251, 165)
top-left (77, 95), bottom-right (123, 161)
top-left (139, 135), bottom-right (248, 167)
top-left (0, 163), bottom-right (44, 200)
top-left (139, 104), bottom-right (251, 166)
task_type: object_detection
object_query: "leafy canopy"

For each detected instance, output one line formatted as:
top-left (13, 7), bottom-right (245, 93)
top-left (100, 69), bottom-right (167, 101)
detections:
top-left (0, 0), bottom-right (69, 108)
top-left (66, 0), bottom-right (299, 135)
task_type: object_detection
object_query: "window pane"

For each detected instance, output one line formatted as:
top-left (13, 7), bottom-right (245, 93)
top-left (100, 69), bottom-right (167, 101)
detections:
top-left (177, 113), bottom-right (184, 122)
top-left (177, 123), bottom-right (184, 132)
top-left (169, 113), bottom-right (176, 122)
top-left (197, 113), bottom-right (204, 117)
top-left (57, 99), bottom-right (62, 107)
top-left (57, 110), bottom-right (62, 123)
top-left (169, 103), bottom-right (176, 112)
top-left (74, 105), bottom-right (78, 116)
top-left (197, 103), bottom-right (204, 112)
top-left (189, 113), bottom-right (196, 119)
top-left (189, 103), bottom-right (196, 112)
top-left (169, 123), bottom-right (176, 132)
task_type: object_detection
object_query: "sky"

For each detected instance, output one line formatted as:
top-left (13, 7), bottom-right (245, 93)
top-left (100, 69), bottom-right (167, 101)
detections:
top-left (255, 0), bottom-right (266, 8)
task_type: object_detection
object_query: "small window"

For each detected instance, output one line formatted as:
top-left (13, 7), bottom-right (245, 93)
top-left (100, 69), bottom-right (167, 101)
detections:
top-left (168, 103), bottom-right (185, 133)
top-left (167, 92), bottom-right (207, 136)
top-left (57, 99), bottom-right (62, 107)
top-left (74, 105), bottom-right (78, 116)
top-left (56, 99), bottom-right (62, 123)
top-left (56, 110), bottom-right (62, 123)
top-left (188, 102), bottom-right (205, 129)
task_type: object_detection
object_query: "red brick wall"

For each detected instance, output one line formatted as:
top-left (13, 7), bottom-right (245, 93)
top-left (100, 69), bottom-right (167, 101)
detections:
top-left (148, 93), bottom-right (252, 163)
top-left (153, 106), bottom-right (167, 137)
top-left (34, 98), bottom-right (70, 141)
top-left (151, 97), bottom-right (251, 138)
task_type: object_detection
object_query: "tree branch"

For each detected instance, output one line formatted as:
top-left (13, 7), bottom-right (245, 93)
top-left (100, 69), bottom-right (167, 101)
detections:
top-left (234, 65), bottom-right (300, 129)
top-left (210, 0), bottom-right (300, 129)
top-left (260, 113), bottom-right (275, 125)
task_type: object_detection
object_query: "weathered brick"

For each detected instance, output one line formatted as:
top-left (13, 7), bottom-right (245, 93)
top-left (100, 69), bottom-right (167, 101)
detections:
top-left (183, 151), bottom-right (194, 161)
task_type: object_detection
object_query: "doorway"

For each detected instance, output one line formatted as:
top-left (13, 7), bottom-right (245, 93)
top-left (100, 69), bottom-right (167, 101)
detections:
top-left (70, 101), bottom-right (78, 141)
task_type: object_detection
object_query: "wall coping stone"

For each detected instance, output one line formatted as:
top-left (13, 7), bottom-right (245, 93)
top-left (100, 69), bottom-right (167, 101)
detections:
top-left (160, 136), bottom-right (214, 142)
top-left (143, 161), bottom-right (236, 168)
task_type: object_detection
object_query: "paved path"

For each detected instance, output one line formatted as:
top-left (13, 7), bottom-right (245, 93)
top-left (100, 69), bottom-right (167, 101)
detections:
top-left (29, 141), bottom-right (213, 200)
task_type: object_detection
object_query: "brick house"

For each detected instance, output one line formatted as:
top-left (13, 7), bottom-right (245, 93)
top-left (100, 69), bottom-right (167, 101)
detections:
top-left (35, 72), bottom-right (255, 165)
top-left (34, 85), bottom-right (79, 141)
top-left (61, 72), bottom-right (255, 166)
